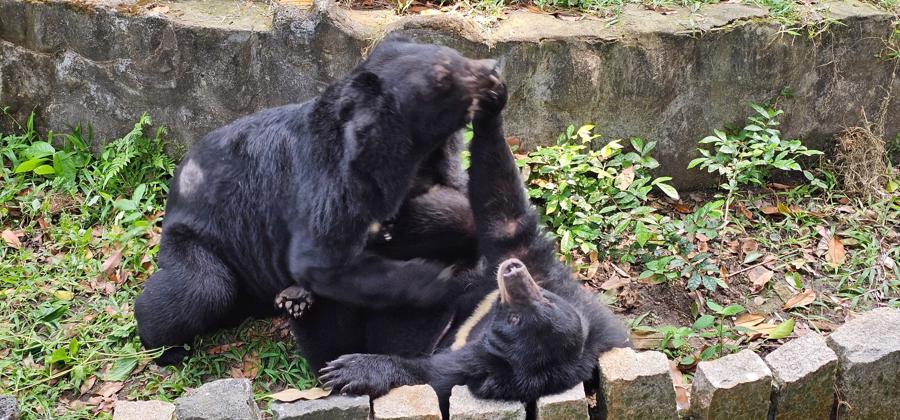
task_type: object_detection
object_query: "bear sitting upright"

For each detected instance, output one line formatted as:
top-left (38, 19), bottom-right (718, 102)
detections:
top-left (134, 36), bottom-right (499, 365)
top-left (289, 70), bottom-right (630, 417)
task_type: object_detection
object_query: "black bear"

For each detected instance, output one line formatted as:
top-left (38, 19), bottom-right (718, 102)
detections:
top-left (134, 36), bottom-right (498, 364)
top-left (289, 73), bottom-right (630, 416)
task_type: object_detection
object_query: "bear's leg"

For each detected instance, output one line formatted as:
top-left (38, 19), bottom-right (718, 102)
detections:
top-left (367, 185), bottom-right (476, 264)
top-left (289, 296), bottom-right (364, 372)
top-left (135, 236), bottom-right (238, 365)
top-left (302, 253), bottom-right (460, 310)
top-left (319, 353), bottom-right (433, 397)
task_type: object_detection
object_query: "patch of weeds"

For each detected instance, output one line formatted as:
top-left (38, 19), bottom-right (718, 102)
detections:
top-left (519, 125), bottom-right (678, 258)
top-left (688, 103), bottom-right (823, 227)
top-left (0, 112), bottom-right (313, 419)
top-left (632, 299), bottom-right (793, 366)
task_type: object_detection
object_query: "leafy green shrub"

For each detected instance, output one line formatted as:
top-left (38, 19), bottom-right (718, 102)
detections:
top-left (688, 104), bottom-right (823, 226)
top-left (519, 125), bottom-right (678, 258)
top-left (1, 111), bottom-right (174, 239)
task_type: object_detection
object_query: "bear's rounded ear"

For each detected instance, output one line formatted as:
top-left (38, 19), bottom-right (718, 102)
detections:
top-left (432, 63), bottom-right (451, 90)
top-left (348, 71), bottom-right (382, 98)
top-left (338, 71), bottom-right (383, 121)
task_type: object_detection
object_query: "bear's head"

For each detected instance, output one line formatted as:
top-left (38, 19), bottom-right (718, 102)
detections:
top-left (478, 258), bottom-right (591, 398)
top-left (341, 35), bottom-right (502, 150)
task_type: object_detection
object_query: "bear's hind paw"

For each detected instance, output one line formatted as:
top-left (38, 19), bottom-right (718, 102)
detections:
top-left (275, 285), bottom-right (314, 319)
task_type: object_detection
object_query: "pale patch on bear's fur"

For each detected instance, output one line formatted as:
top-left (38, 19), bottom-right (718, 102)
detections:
top-left (178, 159), bottom-right (205, 197)
top-left (451, 290), bottom-right (500, 350)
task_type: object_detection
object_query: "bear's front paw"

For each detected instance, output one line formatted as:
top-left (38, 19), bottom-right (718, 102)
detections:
top-left (319, 354), bottom-right (395, 397)
top-left (475, 72), bottom-right (507, 120)
top-left (275, 285), bottom-right (314, 319)
top-left (366, 221), bottom-right (395, 245)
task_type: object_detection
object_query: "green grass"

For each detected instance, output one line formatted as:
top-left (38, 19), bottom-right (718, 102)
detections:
top-left (0, 111), bottom-right (314, 419)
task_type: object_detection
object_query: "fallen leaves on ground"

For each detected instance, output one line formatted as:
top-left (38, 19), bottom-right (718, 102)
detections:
top-left (826, 235), bottom-right (846, 266)
top-left (600, 275), bottom-right (630, 291)
top-left (747, 266), bottom-right (774, 293)
top-left (269, 387), bottom-right (331, 402)
top-left (95, 382), bottom-right (123, 398)
top-left (2, 229), bottom-right (22, 249)
top-left (733, 313), bottom-right (794, 340)
top-left (668, 361), bottom-right (690, 411)
top-left (99, 249), bottom-right (124, 278)
top-left (231, 352), bottom-right (260, 379)
top-left (206, 342), bottom-right (244, 355)
top-left (783, 288), bottom-right (816, 309)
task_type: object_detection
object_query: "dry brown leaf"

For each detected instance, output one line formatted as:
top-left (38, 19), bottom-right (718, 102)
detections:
top-left (79, 376), bottom-right (98, 396)
top-left (673, 203), bottom-right (693, 214)
top-left (206, 342), bottom-right (243, 355)
top-left (615, 166), bottom-right (635, 191)
top-left (747, 266), bottom-right (774, 293)
top-left (734, 313), bottom-right (765, 329)
top-left (600, 275), bottom-right (629, 291)
top-left (242, 352), bottom-right (259, 379)
top-left (740, 238), bottom-right (759, 253)
top-left (269, 387), bottom-right (331, 402)
top-left (2, 230), bottom-right (22, 249)
top-left (826, 236), bottom-right (846, 266)
top-left (768, 182), bottom-right (793, 191)
top-left (760, 206), bottom-right (780, 215)
top-left (809, 320), bottom-right (838, 331)
top-left (783, 288), bottom-right (816, 309)
top-left (668, 361), bottom-right (690, 411)
top-left (100, 249), bottom-right (124, 277)
top-left (95, 382), bottom-right (123, 398)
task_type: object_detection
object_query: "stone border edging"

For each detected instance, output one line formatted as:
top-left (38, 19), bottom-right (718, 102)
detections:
top-left (55, 306), bottom-right (894, 420)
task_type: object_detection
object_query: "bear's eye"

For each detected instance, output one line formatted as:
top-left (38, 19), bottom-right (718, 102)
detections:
top-left (507, 313), bottom-right (521, 325)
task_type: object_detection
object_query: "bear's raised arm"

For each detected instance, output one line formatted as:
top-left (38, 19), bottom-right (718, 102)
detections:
top-left (467, 82), bottom-right (559, 285)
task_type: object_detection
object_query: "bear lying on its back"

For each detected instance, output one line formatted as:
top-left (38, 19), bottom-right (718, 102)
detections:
top-left (289, 70), bottom-right (630, 417)
top-left (135, 36), bottom-right (499, 364)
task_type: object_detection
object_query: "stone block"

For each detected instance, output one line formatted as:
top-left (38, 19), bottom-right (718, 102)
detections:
top-left (598, 348), bottom-right (677, 420)
top-left (175, 378), bottom-right (261, 420)
top-left (0, 395), bottom-right (18, 420)
top-left (827, 307), bottom-right (900, 420)
top-left (448, 385), bottom-right (525, 420)
top-left (536, 384), bottom-right (589, 420)
top-left (270, 396), bottom-right (370, 420)
top-left (764, 333), bottom-right (837, 420)
top-left (373, 385), bottom-right (441, 420)
top-left (114, 400), bottom-right (176, 420)
top-left (690, 349), bottom-right (773, 420)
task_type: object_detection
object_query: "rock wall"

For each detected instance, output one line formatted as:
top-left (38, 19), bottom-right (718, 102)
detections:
top-left (0, 0), bottom-right (896, 188)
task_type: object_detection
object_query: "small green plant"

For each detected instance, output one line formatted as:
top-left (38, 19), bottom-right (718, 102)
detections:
top-left (688, 103), bottom-right (823, 227)
top-left (701, 300), bottom-right (745, 358)
top-left (520, 125), bottom-right (678, 259)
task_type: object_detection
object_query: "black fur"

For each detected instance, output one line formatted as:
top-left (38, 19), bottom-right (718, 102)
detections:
top-left (135, 37), bottom-right (496, 364)
top-left (292, 76), bottom-right (630, 416)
